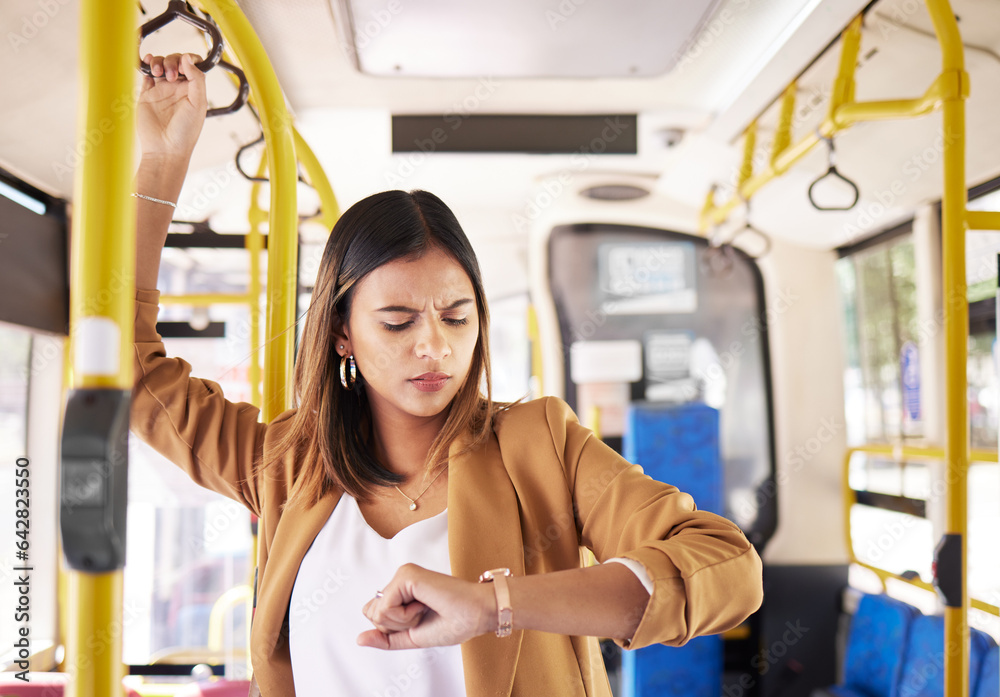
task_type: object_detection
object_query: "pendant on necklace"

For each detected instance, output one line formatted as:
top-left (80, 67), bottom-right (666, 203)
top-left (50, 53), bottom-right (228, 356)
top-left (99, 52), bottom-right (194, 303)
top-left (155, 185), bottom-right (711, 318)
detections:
top-left (409, 502), bottom-right (418, 511)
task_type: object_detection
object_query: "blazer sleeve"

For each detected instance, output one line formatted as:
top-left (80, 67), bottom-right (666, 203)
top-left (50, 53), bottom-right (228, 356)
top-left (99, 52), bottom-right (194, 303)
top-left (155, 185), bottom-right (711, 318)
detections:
top-left (130, 288), bottom-right (266, 516)
top-left (542, 396), bottom-right (763, 649)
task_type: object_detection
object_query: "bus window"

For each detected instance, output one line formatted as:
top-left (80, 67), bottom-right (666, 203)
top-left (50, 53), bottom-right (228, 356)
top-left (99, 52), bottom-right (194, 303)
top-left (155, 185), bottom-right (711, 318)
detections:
top-left (837, 224), bottom-right (918, 444)
top-left (124, 300), bottom-right (254, 671)
top-left (966, 186), bottom-right (1000, 450)
top-left (487, 292), bottom-right (531, 403)
top-left (0, 324), bottom-right (32, 663)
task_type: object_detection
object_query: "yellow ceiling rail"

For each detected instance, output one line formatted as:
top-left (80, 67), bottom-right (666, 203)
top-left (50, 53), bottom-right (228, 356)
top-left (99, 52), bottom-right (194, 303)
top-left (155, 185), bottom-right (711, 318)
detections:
top-left (739, 120), bottom-right (758, 190)
top-left (293, 128), bottom-right (341, 230)
top-left (195, 0), bottom-right (298, 422)
top-left (698, 12), bottom-right (969, 232)
top-left (158, 293), bottom-right (252, 306)
top-left (842, 445), bottom-right (999, 619)
top-left (771, 85), bottom-right (796, 170)
top-left (966, 210), bottom-right (1000, 230)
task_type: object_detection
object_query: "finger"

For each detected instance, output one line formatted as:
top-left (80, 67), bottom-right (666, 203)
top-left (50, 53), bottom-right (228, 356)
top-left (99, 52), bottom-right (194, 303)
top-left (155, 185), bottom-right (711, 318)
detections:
top-left (163, 53), bottom-right (183, 81)
top-left (356, 629), bottom-right (419, 651)
top-left (148, 54), bottom-right (165, 78)
top-left (356, 629), bottom-right (390, 650)
top-left (367, 602), bottom-right (427, 633)
top-left (179, 54), bottom-right (207, 108)
top-left (140, 57), bottom-right (155, 90)
top-left (364, 598), bottom-right (426, 627)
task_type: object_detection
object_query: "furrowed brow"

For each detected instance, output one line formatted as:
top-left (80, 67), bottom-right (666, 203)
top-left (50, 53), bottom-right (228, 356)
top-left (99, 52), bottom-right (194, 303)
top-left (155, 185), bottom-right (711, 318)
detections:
top-left (376, 299), bottom-right (474, 313)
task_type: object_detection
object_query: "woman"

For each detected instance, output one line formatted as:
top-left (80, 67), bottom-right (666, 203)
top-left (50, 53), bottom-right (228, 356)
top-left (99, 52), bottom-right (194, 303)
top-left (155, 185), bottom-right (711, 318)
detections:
top-left (132, 53), bottom-right (763, 697)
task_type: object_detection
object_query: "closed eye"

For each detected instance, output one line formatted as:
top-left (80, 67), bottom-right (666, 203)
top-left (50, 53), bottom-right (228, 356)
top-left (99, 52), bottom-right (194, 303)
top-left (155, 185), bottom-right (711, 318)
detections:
top-left (381, 317), bottom-right (469, 332)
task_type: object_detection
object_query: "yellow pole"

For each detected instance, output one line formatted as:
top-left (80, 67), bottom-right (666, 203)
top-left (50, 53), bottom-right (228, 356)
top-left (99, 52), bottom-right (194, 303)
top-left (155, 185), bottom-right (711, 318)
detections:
top-left (195, 0), bottom-right (298, 422)
top-left (66, 0), bottom-right (136, 694)
top-left (293, 128), bottom-right (341, 230)
top-left (926, 3), bottom-right (970, 695)
top-left (739, 121), bottom-right (757, 190)
top-left (248, 156), bottom-right (267, 410)
top-left (771, 86), bottom-right (796, 169)
top-left (828, 17), bottom-right (862, 123)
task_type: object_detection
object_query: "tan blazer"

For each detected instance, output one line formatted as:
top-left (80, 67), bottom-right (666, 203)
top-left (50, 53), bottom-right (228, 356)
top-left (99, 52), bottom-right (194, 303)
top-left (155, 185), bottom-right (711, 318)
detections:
top-left (131, 289), bottom-right (763, 697)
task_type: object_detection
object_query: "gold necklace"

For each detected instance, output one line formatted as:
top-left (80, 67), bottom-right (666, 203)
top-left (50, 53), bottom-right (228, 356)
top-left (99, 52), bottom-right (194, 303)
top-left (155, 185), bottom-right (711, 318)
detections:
top-left (394, 466), bottom-right (448, 511)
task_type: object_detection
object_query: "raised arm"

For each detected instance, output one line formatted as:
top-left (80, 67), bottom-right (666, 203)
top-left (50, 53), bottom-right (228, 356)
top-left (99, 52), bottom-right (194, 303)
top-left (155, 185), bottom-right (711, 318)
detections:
top-left (135, 53), bottom-right (207, 290)
top-left (130, 54), bottom-right (267, 515)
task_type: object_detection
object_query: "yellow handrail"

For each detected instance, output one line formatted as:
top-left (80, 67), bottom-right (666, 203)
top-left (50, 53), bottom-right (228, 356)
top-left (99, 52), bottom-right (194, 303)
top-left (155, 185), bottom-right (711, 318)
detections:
top-left (701, 5), bottom-right (999, 694)
top-left (66, 1), bottom-right (137, 695)
top-left (207, 585), bottom-right (253, 651)
top-left (842, 445), bottom-right (999, 619)
top-left (195, 0), bottom-right (298, 423)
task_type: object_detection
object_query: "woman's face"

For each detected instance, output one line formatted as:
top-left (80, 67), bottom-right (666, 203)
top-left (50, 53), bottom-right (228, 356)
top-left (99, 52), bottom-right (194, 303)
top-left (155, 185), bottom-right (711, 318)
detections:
top-left (337, 245), bottom-right (480, 423)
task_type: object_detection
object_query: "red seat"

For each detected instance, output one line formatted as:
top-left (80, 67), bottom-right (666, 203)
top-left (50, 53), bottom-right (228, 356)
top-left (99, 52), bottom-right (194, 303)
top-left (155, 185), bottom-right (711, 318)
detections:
top-left (0, 672), bottom-right (69, 696)
top-left (175, 679), bottom-right (252, 696)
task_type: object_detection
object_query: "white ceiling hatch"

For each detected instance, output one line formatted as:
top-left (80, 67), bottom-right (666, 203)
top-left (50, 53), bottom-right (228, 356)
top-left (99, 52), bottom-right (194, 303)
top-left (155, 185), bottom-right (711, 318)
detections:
top-left (330, 0), bottom-right (723, 78)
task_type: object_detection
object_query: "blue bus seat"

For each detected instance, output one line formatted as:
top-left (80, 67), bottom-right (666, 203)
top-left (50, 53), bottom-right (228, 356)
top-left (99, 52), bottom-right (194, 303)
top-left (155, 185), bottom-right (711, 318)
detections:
top-left (974, 643), bottom-right (998, 697)
top-left (820, 593), bottom-right (919, 697)
top-left (621, 401), bottom-right (723, 697)
top-left (895, 615), bottom-right (995, 697)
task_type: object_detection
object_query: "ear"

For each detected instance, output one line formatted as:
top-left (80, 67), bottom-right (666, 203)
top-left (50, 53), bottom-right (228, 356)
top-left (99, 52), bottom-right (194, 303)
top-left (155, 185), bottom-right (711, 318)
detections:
top-left (331, 314), bottom-right (351, 357)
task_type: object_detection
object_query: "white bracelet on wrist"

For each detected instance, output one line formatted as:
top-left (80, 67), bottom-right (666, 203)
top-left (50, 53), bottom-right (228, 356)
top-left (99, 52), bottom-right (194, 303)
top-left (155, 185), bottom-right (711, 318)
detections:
top-left (132, 192), bottom-right (176, 208)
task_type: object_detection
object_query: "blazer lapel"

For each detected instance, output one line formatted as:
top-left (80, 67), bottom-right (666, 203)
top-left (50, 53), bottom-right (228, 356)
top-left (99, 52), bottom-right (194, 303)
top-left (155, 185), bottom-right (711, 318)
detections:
top-left (251, 490), bottom-right (340, 696)
top-left (448, 429), bottom-right (525, 697)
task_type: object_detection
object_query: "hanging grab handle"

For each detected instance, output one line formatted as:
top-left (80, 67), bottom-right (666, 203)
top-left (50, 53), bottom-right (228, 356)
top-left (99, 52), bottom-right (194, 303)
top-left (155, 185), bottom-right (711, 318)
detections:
top-left (207, 59), bottom-right (249, 117)
top-left (138, 0), bottom-right (224, 76)
top-left (807, 136), bottom-right (860, 211)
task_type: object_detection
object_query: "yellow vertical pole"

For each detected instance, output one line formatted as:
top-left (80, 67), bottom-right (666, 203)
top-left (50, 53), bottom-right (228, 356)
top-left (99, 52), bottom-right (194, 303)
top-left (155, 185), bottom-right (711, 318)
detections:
top-left (66, 0), bottom-right (136, 694)
top-left (248, 157), bottom-right (267, 410)
top-left (926, 2), bottom-right (969, 696)
top-left (196, 0), bottom-right (298, 422)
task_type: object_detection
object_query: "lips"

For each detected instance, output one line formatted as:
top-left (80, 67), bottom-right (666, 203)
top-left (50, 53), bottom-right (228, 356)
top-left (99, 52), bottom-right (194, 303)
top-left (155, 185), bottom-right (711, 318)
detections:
top-left (409, 372), bottom-right (450, 392)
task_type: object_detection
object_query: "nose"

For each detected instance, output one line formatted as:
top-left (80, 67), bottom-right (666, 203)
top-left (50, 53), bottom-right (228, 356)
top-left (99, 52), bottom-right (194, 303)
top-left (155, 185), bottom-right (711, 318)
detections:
top-left (414, 319), bottom-right (451, 361)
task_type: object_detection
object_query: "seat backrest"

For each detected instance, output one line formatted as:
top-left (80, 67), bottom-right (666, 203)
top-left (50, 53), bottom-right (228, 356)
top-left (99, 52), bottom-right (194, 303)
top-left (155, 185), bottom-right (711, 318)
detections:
top-left (841, 593), bottom-right (919, 697)
top-left (972, 640), bottom-right (998, 697)
top-left (896, 615), bottom-right (993, 697)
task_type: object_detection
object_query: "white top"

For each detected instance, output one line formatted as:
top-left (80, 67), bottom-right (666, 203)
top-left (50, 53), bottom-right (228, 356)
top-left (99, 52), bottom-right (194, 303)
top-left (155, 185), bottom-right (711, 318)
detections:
top-left (289, 494), bottom-right (466, 697)
top-left (288, 495), bottom-right (655, 696)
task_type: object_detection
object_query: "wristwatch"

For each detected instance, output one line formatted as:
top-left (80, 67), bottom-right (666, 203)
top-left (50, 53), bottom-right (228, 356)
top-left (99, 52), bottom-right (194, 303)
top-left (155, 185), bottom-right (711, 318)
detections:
top-left (478, 567), bottom-right (513, 638)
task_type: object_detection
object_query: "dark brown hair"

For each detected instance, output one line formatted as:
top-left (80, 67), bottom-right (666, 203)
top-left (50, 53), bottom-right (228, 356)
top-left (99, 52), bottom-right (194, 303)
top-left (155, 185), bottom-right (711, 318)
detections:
top-left (266, 190), bottom-right (510, 508)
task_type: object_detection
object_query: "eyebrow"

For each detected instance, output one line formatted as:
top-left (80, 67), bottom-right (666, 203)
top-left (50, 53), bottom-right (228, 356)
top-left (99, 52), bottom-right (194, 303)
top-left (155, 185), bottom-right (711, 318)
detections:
top-left (376, 298), bottom-right (474, 313)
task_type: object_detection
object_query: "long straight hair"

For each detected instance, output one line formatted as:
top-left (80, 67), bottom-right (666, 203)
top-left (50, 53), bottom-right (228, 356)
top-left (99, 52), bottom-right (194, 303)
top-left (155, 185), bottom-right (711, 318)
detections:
top-left (264, 190), bottom-right (510, 508)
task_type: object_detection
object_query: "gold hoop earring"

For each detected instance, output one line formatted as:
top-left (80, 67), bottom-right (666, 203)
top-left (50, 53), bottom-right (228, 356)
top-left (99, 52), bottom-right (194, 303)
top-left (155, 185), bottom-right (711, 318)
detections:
top-left (340, 354), bottom-right (357, 390)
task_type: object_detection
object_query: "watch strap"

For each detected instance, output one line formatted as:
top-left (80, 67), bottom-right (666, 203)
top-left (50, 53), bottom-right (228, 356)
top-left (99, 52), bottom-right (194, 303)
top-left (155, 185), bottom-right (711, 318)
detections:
top-left (478, 567), bottom-right (513, 638)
